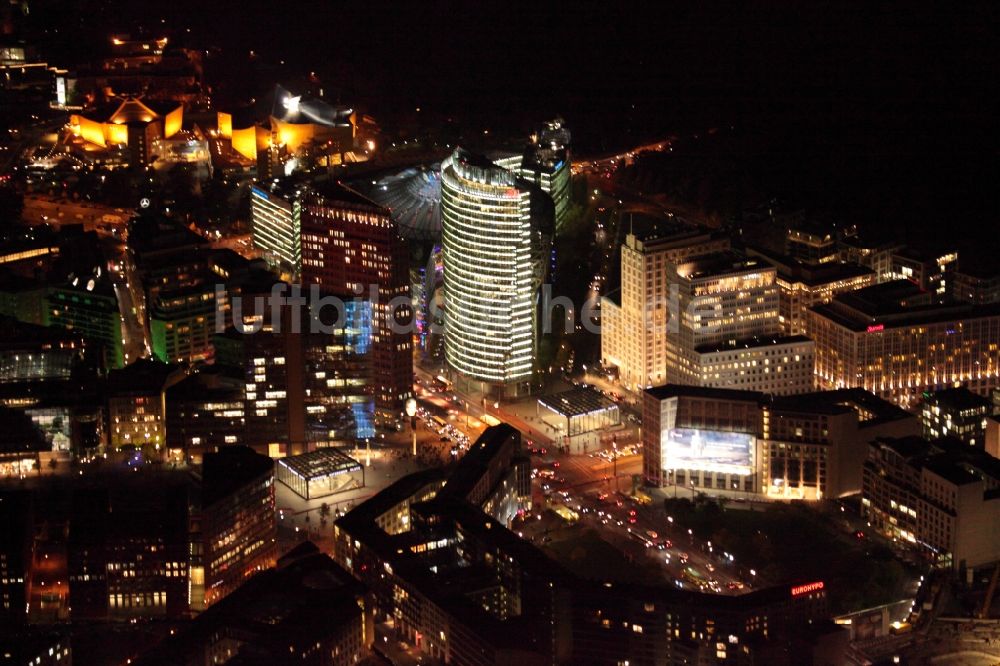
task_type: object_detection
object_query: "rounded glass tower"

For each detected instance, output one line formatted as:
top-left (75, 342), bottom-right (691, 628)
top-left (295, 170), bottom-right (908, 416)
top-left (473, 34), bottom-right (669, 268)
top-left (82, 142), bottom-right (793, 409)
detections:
top-left (441, 148), bottom-right (537, 388)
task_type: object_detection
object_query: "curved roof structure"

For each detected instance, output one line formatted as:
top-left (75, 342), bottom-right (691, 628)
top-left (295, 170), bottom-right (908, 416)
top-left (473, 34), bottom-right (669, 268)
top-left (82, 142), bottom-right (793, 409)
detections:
top-left (351, 164), bottom-right (443, 241)
top-left (271, 84), bottom-right (351, 127)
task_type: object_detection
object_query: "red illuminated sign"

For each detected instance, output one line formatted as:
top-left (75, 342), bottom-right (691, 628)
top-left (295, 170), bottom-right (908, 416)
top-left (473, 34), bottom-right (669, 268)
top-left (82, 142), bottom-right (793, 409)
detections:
top-left (791, 581), bottom-right (825, 597)
top-left (866, 324), bottom-right (884, 333)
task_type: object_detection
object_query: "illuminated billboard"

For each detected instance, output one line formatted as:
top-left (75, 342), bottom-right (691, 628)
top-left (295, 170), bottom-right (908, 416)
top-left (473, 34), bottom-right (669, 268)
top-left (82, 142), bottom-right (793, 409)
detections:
top-left (662, 428), bottom-right (754, 476)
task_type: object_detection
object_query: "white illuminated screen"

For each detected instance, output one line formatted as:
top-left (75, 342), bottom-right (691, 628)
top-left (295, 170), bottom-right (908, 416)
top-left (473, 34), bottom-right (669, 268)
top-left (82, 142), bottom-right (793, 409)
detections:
top-left (662, 428), bottom-right (753, 476)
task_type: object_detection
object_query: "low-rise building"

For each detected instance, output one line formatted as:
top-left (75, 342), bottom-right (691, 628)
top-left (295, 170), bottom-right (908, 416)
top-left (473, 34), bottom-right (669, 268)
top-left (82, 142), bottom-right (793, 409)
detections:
top-left (641, 385), bottom-right (920, 499)
top-left (920, 386), bottom-right (992, 448)
top-left (134, 541), bottom-right (370, 666)
top-left (536, 385), bottom-right (621, 453)
top-left (335, 423), bottom-right (832, 665)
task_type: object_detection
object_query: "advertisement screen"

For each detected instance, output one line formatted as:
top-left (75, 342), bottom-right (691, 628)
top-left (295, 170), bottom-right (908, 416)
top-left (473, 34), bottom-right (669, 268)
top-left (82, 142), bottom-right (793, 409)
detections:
top-left (662, 428), bottom-right (754, 476)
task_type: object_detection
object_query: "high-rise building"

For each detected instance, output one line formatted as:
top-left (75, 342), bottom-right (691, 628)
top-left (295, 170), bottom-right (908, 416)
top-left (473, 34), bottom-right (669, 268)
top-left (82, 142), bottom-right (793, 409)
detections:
top-left (808, 280), bottom-right (1000, 407)
top-left (218, 300), bottom-right (373, 457)
top-left (300, 181), bottom-right (414, 416)
top-left (495, 118), bottom-right (572, 231)
top-left (249, 179), bottom-right (414, 417)
top-left (665, 252), bottom-right (780, 385)
top-left (441, 148), bottom-right (553, 395)
top-left (601, 228), bottom-right (730, 391)
top-left (250, 179), bottom-right (305, 278)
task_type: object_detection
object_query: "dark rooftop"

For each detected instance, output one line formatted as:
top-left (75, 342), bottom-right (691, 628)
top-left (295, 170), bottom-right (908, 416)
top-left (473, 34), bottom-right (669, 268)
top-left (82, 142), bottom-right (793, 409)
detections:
top-left (645, 384), bottom-right (767, 403)
top-left (695, 334), bottom-right (812, 355)
top-left (675, 251), bottom-right (774, 281)
top-left (199, 446), bottom-right (273, 508)
top-left (771, 388), bottom-right (914, 426)
top-left (745, 245), bottom-right (874, 286)
top-left (834, 279), bottom-right (928, 316)
top-left (276, 447), bottom-right (362, 481)
top-left (106, 358), bottom-right (182, 395)
top-left (538, 385), bottom-right (618, 417)
top-left (134, 542), bottom-right (365, 666)
top-left (922, 386), bottom-right (992, 412)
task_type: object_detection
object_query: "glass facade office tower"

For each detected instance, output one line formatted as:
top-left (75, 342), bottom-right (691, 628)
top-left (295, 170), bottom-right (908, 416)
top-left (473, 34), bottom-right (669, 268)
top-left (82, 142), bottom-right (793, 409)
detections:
top-left (441, 148), bottom-right (552, 395)
top-left (250, 181), bottom-right (304, 278)
top-left (301, 183), bottom-right (414, 417)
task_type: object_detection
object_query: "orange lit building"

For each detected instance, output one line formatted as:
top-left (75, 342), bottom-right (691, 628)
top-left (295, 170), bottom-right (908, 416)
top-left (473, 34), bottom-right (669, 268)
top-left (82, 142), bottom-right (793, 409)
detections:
top-left (808, 280), bottom-right (1000, 407)
top-left (216, 106), bottom-right (270, 162)
top-left (216, 85), bottom-right (354, 166)
top-left (69, 97), bottom-right (183, 165)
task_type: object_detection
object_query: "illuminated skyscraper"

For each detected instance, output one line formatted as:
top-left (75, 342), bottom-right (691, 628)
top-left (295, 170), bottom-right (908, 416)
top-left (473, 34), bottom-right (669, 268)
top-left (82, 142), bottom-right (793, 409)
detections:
top-left (441, 148), bottom-right (552, 395)
top-left (249, 179), bottom-right (413, 418)
top-left (300, 182), bottom-right (413, 417)
top-left (250, 180), bottom-right (305, 278)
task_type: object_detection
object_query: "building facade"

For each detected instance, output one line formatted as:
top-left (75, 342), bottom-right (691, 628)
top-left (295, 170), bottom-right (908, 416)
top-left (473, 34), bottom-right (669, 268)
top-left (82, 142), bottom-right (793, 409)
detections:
top-left (193, 446), bottom-right (277, 609)
top-left (149, 282), bottom-right (218, 365)
top-left (300, 182), bottom-right (414, 416)
top-left (808, 281), bottom-right (1000, 407)
top-left (642, 385), bottom-right (919, 500)
top-left (601, 229), bottom-right (730, 391)
top-left (106, 359), bottom-right (183, 453)
top-left (441, 148), bottom-right (552, 395)
top-left (665, 253), bottom-right (781, 386)
top-left (863, 436), bottom-right (1000, 572)
top-left (47, 278), bottom-right (124, 369)
top-left (692, 335), bottom-right (815, 396)
top-left (920, 386), bottom-right (992, 448)
top-left (250, 180), bottom-right (304, 278)
top-left (335, 424), bottom-right (833, 665)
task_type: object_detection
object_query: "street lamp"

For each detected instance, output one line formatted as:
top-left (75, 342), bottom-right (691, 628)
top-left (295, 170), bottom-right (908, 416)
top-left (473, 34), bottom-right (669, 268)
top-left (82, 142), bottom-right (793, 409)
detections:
top-left (611, 435), bottom-right (618, 493)
top-left (405, 398), bottom-right (418, 457)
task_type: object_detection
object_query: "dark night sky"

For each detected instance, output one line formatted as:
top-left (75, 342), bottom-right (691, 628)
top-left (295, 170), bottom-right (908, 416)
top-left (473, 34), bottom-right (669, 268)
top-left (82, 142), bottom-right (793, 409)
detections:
top-left (20, 0), bottom-right (1000, 261)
